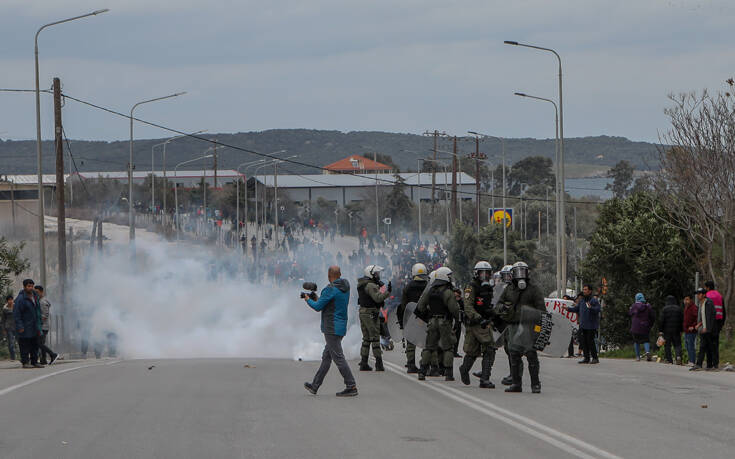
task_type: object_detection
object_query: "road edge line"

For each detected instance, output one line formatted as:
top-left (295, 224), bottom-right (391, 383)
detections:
top-left (0, 360), bottom-right (120, 397)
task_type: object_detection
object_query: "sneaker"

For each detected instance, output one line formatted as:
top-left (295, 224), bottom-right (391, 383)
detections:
top-left (303, 382), bottom-right (317, 395)
top-left (635, 356), bottom-right (641, 362)
top-left (22, 364), bottom-right (33, 369)
top-left (49, 354), bottom-right (59, 365)
top-left (689, 365), bottom-right (702, 371)
top-left (336, 386), bottom-right (358, 397)
top-left (32, 363), bottom-right (45, 369)
top-left (578, 359), bottom-right (590, 364)
top-left (590, 358), bottom-right (599, 364)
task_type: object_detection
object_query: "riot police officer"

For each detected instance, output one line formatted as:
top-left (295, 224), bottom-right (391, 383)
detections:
top-left (459, 261), bottom-right (498, 388)
top-left (416, 267), bottom-right (460, 381)
top-left (497, 261), bottom-right (545, 393)
top-left (397, 263), bottom-right (429, 373)
top-left (357, 265), bottom-right (392, 371)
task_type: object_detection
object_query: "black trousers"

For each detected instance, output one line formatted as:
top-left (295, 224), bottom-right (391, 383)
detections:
top-left (696, 333), bottom-right (715, 368)
top-left (509, 349), bottom-right (539, 386)
top-left (713, 319), bottom-right (724, 368)
top-left (581, 328), bottom-right (598, 361)
top-left (18, 337), bottom-right (39, 365)
top-left (38, 331), bottom-right (56, 363)
top-left (663, 332), bottom-right (682, 363)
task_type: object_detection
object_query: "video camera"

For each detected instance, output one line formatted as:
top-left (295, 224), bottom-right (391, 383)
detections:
top-left (300, 282), bottom-right (318, 301)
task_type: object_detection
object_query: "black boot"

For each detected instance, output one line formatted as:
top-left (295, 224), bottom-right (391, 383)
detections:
top-left (418, 364), bottom-right (428, 381)
top-left (505, 356), bottom-right (522, 393)
top-left (406, 361), bottom-right (419, 373)
top-left (528, 353), bottom-right (541, 394)
top-left (374, 357), bottom-right (385, 372)
top-left (428, 365), bottom-right (441, 377)
top-left (444, 366), bottom-right (455, 382)
top-left (359, 356), bottom-right (372, 371)
top-left (459, 355), bottom-right (475, 386)
top-left (479, 353), bottom-right (495, 389)
top-left (501, 375), bottom-right (513, 385)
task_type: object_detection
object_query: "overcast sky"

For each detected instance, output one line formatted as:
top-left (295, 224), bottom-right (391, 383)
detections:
top-left (1, 0), bottom-right (733, 143)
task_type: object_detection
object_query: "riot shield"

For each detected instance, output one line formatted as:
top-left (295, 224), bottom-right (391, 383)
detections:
top-left (540, 312), bottom-right (575, 357)
top-left (507, 305), bottom-right (545, 353)
top-left (403, 301), bottom-right (427, 348)
top-left (492, 283), bottom-right (506, 307)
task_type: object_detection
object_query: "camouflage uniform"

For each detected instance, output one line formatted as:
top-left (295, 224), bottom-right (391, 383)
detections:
top-left (357, 276), bottom-right (391, 370)
top-left (459, 279), bottom-right (497, 387)
top-left (416, 281), bottom-right (460, 380)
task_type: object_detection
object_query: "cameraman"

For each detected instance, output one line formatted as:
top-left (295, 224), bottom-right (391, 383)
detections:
top-left (302, 266), bottom-right (358, 397)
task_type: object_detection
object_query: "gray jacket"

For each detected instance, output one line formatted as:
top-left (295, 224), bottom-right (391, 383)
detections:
top-left (1, 305), bottom-right (15, 331)
top-left (39, 297), bottom-right (51, 331)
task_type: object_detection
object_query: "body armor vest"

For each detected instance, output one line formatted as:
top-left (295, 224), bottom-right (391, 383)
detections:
top-left (357, 280), bottom-right (381, 308)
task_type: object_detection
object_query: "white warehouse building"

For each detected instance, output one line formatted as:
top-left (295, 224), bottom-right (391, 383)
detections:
top-left (254, 172), bottom-right (476, 208)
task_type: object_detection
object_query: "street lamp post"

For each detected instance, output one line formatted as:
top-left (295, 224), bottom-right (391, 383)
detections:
top-left (469, 131), bottom-right (507, 265)
top-left (161, 129), bottom-right (207, 217)
top-left (424, 159), bottom-right (449, 236)
top-left (514, 92), bottom-right (561, 294)
top-left (151, 141), bottom-right (167, 213)
top-left (129, 92), bottom-right (186, 246)
top-left (237, 159), bottom-right (267, 242)
top-left (174, 154), bottom-right (213, 242)
top-left (34, 7), bottom-right (109, 285)
top-left (505, 39), bottom-right (566, 292)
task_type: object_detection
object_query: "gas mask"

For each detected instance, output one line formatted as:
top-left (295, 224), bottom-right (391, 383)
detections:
top-left (478, 271), bottom-right (492, 287)
top-left (517, 279), bottom-right (527, 290)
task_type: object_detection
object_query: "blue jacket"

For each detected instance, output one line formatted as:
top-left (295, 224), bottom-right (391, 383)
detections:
top-left (14, 291), bottom-right (41, 338)
top-left (307, 278), bottom-right (350, 336)
top-left (567, 295), bottom-right (601, 330)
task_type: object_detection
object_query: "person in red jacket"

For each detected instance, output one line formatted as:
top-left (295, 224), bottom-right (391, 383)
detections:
top-left (682, 295), bottom-right (698, 366)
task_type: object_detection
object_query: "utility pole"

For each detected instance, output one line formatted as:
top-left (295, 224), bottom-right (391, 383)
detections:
top-left (213, 139), bottom-right (218, 189)
top-left (470, 135), bottom-right (486, 233)
top-left (451, 136), bottom-right (458, 223)
top-left (423, 130), bottom-right (447, 217)
top-left (53, 77), bottom-right (67, 307)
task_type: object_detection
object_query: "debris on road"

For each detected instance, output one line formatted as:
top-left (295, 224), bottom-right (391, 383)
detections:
top-left (148, 365), bottom-right (156, 370)
top-left (243, 364), bottom-right (256, 368)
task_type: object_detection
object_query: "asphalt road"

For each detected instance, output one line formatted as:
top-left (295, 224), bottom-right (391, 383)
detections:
top-left (0, 353), bottom-right (732, 459)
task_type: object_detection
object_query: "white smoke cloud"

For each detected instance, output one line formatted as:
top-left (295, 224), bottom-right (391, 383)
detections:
top-left (70, 239), bottom-right (363, 361)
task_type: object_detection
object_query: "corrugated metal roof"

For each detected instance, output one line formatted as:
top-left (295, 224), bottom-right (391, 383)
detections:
top-left (1, 174), bottom-right (63, 185)
top-left (76, 169), bottom-right (241, 180)
top-left (254, 172), bottom-right (475, 188)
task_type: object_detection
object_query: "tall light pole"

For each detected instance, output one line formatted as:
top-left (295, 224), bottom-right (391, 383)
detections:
top-left (237, 159), bottom-right (267, 241)
top-left (417, 158), bottom-right (423, 244)
top-left (514, 92), bottom-right (561, 295)
top-left (129, 92), bottom-right (186, 246)
top-left (151, 140), bottom-right (167, 213)
top-left (505, 39), bottom-right (566, 291)
top-left (174, 154), bottom-right (213, 242)
top-left (469, 131), bottom-right (507, 265)
top-left (161, 129), bottom-right (207, 216)
top-left (34, 7), bottom-right (109, 285)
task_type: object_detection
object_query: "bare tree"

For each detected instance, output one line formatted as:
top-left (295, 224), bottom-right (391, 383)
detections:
top-left (653, 81), bottom-right (735, 337)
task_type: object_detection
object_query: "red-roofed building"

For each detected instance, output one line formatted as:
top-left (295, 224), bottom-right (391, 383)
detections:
top-left (323, 155), bottom-right (392, 175)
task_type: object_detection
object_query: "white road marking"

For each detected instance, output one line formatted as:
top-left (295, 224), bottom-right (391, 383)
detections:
top-left (0, 361), bottom-right (119, 397)
top-left (382, 360), bottom-right (622, 459)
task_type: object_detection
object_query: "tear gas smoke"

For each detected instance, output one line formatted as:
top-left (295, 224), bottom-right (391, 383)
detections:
top-left (71, 240), bottom-right (363, 360)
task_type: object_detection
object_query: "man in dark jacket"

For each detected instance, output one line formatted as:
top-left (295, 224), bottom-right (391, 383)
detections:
top-left (659, 295), bottom-right (684, 364)
top-left (566, 284), bottom-right (601, 364)
top-left (682, 295), bottom-right (698, 365)
top-left (303, 266), bottom-right (357, 397)
top-left (13, 279), bottom-right (44, 369)
top-left (691, 288), bottom-right (716, 371)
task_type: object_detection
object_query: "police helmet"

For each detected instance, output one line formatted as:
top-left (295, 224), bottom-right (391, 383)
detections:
top-left (434, 266), bottom-right (453, 284)
top-left (364, 265), bottom-right (384, 280)
top-left (500, 265), bottom-right (513, 283)
top-left (411, 263), bottom-right (428, 278)
top-left (511, 261), bottom-right (529, 280)
top-left (473, 261), bottom-right (493, 283)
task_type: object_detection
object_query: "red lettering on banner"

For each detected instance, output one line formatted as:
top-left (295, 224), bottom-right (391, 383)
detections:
top-left (544, 298), bottom-right (578, 325)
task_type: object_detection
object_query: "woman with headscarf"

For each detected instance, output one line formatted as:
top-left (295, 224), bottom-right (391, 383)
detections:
top-left (629, 293), bottom-right (655, 361)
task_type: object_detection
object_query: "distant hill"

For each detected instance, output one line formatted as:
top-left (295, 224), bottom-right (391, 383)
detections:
top-left (0, 129), bottom-right (660, 177)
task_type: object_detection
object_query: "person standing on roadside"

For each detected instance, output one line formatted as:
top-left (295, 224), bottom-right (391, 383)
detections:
top-left (13, 279), bottom-right (44, 369)
top-left (682, 295), bottom-right (698, 366)
top-left (691, 288), bottom-right (716, 371)
top-left (2, 295), bottom-right (17, 360)
top-left (566, 285), bottom-right (601, 364)
top-left (629, 293), bottom-right (654, 361)
top-left (704, 281), bottom-right (726, 369)
top-left (659, 295), bottom-right (684, 365)
top-left (34, 286), bottom-right (59, 365)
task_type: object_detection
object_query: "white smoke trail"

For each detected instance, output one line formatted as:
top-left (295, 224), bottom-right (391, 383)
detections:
top-left (71, 239), bottom-right (363, 361)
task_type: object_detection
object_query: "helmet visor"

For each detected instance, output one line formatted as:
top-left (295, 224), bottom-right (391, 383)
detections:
top-left (477, 271), bottom-right (492, 282)
top-left (512, 266), bottom-right (529, 280)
